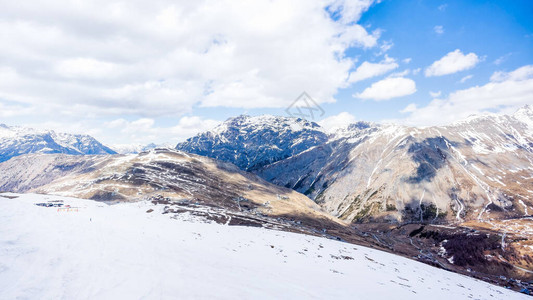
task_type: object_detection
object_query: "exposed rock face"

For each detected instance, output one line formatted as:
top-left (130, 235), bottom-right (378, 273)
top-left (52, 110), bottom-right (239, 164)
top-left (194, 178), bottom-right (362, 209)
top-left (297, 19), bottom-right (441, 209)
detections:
top-left (176, 106), bottom-right (533, 224)
top-left (176, 115), bottom-right (328, 171)
top-left (259, 106), bottom-right (533, 223)
top-left (0, 124), bottom-right (116, 162)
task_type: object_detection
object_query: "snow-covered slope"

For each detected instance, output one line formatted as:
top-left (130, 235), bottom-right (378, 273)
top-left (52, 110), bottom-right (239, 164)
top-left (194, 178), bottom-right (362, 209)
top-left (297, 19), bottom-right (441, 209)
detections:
top-left (176, 115), bottom-right (328, 171)
top-left (260, 106), bottom-right (533, 223)
top-left (0, 124), bottom-right (116, 162)
top-left (0, 193), bottom-right (525, 300)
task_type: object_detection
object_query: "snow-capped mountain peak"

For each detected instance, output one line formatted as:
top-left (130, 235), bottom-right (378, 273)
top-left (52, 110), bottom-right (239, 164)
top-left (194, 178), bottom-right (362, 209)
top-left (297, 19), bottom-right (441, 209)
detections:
top-left (513, 104), bottom-right (533, 127)
top-left (0, 124), bottom-right (116, 162)
top-left (176, 106), bottom-right (533, 224)
top-left (176, 114), bottom-right (328, 171)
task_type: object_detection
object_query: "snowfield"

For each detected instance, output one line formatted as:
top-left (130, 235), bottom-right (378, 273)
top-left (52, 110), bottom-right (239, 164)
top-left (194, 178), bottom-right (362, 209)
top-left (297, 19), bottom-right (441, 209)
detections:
top-left (0, 193), bottom-right (526, 300)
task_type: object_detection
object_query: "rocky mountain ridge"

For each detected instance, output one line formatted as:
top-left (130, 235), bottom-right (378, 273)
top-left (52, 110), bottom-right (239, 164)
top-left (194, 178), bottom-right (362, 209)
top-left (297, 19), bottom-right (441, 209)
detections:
top-left (0, 148), bottom-right (338, 227)
top-left (2, 113), bottom-right (532, 289)
top-left (179, 106), bottom-right (533, 224)
top-left (176, 115), bottom-right (328, 171)
top-left (0, 124), bottom-right (116, 162)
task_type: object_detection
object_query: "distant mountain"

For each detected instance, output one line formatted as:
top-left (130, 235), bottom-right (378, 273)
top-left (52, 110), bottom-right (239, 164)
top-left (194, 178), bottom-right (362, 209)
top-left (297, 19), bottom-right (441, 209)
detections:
top-left (176, 115), bottom-right (328, 171)
top-left (111, 143), bottom-right (159, 154)
top-left (2, 119), bottom-right (533, 290)
top-left (259, 105), bottom-right (533, 223)
top-left (0, 124), bottom-right (116, 162)
top-left (175, 106), bottom-right (533, 224)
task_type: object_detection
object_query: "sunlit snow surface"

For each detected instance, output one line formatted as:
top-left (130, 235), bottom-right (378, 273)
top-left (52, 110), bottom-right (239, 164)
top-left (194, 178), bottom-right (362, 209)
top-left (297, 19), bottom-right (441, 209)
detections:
top-left (0, 194), bottom-right (526, 299)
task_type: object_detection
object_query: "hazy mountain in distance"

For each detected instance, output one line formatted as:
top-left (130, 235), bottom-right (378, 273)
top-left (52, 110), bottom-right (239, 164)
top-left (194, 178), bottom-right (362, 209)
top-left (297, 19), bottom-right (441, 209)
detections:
top-left (0, 124), bottom-right (116, 162)
top-left (111, 143), bottom-right (160, 154)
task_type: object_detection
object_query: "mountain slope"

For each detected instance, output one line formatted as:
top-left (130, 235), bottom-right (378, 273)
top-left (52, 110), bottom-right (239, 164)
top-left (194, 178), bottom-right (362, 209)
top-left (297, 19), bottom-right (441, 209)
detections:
top-left (259, 106), bottom-right (533, 223)
top-left (173, 106), bottom-right (533, 224)
top-left (0, 148), bottom-right (338, 226)
top-left (0, 124), bottom-right (116, 162)
top-left (176, 115), bottom-right (328, 171)
top-left (0, 193), bottom-right (525, 300)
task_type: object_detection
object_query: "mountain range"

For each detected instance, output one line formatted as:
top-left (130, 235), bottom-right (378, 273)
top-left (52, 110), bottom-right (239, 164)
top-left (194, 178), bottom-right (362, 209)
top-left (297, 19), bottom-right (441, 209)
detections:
top-left (1, 106), bottom-right (532, 292)
top-left (177, 105), bottom-right (533, 224)
top-left (0, 124), bottom-right (116, 162)
top-left (2, 106), bottom-right (531, 225)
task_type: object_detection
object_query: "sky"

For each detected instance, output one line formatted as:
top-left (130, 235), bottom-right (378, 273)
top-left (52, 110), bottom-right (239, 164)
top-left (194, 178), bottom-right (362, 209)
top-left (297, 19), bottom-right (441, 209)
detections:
top-left (0, 0), bottom-right (532, 146)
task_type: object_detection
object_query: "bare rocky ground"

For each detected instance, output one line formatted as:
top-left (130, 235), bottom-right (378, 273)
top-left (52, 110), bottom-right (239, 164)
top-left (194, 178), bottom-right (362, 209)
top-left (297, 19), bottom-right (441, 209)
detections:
top-left (356, 220), bottom-right (533, 294)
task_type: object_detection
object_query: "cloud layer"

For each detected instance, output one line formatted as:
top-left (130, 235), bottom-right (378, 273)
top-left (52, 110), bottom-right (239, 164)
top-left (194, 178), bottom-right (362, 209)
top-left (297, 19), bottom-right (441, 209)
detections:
top-left (0, 0), bottom-right (379, 118)
top-left (104, 116), bottom-right (221, 145)
top-left (318, 112), bottom-right (357, 132)
top-left (400, 65), bottom-right (533, 125)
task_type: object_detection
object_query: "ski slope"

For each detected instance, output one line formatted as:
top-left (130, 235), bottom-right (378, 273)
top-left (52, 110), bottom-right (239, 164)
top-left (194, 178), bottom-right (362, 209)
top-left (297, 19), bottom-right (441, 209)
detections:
top-left (0, 193), bottom-right (526, 299)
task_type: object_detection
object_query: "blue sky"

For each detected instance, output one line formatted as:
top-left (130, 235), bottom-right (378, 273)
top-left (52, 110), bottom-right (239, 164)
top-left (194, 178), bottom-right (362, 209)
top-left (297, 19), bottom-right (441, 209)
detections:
top-left (246, 0), bottom-right (533, 125)
top-left (342, 0), bottom-right (533, 121)
top-left (0, 0), bottom-right (532, 146)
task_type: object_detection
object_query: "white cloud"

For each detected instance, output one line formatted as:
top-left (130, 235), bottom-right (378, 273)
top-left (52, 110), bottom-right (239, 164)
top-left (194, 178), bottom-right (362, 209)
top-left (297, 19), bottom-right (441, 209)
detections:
top-left (348, 55), bottom-right (398, 83)
top-left (0, 99), bottom-right (36, 118)
top-left (425, 49), bottom-right (480, 77)
top-left (400, 103), bottom-right (417, 113)
top-left (318, 112), bottom-right (357, 132)
top-left (0, 0), bottom-right (380, 118)
top-left (170, 116), bottom-right (221, 141)
top-left (412, 68), bottom-right (421, 75)
top-left (103, 116), bottom-right (220, 145)
top-left (494, 53), bottom-right (512, 65)
top-left (490, 65), bottom-right (533, 82)
top-left (54, 58), bottom-right (122, 80)
top-left (434, 25), bottom-right (444, 35)
top-left (429, 91), bottom-right (441, 98)
top-left (354, 77), bottom-right (416, 101)
top-left (389, 69), bottom-right (410, 77)
top-left (399, 65), bottom-right (533, 126)
top-left (402, 58), bottom-right (412, 64)
top-left (327, 0), bottom-right (376, 25)
top-left (438, 4), bottom-right (448, 11)
top-left (107, 118), bottom-right (155, 132)
top-left (376, 40), bottom-right (393, 55)
top-left (20, 114), bottom-right (220, 146)
top-left (459, 74), bottom-right (473, 83)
